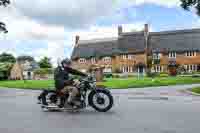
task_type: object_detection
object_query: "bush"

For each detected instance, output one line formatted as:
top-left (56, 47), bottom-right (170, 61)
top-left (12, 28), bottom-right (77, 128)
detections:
top-left (192, 74), bottom-right (200, 78)
top-left (104, 73), bottom-right (113, 78)
top-left (146, 72), bottom-right (158, 78)
top-left (128, 74), bottom-right (135, 78)
top-left (159, 74), bottom-right (168, 77)
top-left (113, 74), bottom-right (120, 78)
top-left (34, 68), bottom-right (54, 75)
top-left (159, 72), bottom-right (168, 77)
top-left (113, 68), bottom-right (122, 73)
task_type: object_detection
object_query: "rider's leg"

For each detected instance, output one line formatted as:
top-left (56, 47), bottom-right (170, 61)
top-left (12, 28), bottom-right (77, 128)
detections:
top-left (41, 90), bottom-right (48, 106)
top-left (58, 87), bottom-right (69, 108)
top-left (70, 87), bottom-right (81, 107)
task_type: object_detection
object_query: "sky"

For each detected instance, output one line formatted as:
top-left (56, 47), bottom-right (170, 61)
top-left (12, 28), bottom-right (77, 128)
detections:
top-left (0, 0), bottom-right (200, 66)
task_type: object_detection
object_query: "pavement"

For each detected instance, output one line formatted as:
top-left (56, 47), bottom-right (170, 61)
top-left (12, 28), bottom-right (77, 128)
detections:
top-left (0, 84), bottom-right (200, 133)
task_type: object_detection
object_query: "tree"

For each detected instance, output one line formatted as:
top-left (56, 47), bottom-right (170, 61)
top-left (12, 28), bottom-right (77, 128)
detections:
top-left (38, 57), bottom-right (52, 68)
top-left (0, 52), bottom-right (16, 63)
top-left (0, 62), bottom-right (13, 80)
top-left (0, 0), bottom-right (10, 33)
top-left (180, 0), bottom-right (200, 15)
top-left (17, 55), bottom-right (35, 63)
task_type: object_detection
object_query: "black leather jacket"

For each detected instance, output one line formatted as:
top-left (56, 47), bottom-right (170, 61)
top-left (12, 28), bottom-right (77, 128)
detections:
top-left (54, 66), bottom-right (87, 90)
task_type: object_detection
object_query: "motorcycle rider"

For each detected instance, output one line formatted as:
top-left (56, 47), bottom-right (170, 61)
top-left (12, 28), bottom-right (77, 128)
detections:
top-left (39, 58), bottom-right (87, 108)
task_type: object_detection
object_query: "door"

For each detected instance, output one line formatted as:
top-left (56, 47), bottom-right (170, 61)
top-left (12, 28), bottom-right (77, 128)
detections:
top-left (138, 66), bottom-right (144, 74)
top-left (27, 71), bottom-right (31, 80)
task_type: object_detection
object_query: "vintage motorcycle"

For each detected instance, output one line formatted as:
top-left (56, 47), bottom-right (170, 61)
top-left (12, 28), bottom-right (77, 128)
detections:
top-left (39, 76), bottom-right (114, 112)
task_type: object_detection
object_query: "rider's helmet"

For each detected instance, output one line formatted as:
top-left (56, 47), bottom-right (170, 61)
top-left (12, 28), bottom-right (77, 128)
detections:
top-left (61, 58), bottom-right (72, 68)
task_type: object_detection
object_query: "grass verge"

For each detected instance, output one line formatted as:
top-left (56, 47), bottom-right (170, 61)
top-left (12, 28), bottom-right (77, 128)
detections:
top-left (0, 77), bottom-right (200, 90)
top-left (191, 87), bottom-right (200, 94)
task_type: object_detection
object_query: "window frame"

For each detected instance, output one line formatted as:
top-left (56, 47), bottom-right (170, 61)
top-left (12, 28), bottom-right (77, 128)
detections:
top-left (79, 58), bottom-right (86, 63)
top-left (185, 51), bottom-right (196, 57)
top-left (91, 58), bottom-right (96, 64)
top-left (103, 57), bottom-right (111, 63)
top-left (168, 51), bottom-right (176, 58)
top-left (152, 52), bottom-right (161, 60)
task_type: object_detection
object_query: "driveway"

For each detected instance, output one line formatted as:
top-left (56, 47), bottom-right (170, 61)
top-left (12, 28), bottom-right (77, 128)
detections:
top-left (0, 84), bottom-right (200, 133)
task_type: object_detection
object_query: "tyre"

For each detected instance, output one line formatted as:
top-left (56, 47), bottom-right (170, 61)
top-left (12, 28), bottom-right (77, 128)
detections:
top-left (88, 89), bottom-right (113, 112)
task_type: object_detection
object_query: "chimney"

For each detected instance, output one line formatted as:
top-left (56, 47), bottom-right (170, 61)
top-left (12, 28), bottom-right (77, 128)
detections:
top-left (118, 25), bottom-right (123, 36)
top-left (144, 24), bottom-right (150, 71)
top-left (75, 35), bottom-right (80, 47)
top-left (144, 24), bottom-right (149, 35)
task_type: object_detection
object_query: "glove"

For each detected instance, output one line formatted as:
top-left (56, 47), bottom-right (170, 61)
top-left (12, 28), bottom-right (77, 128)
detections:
top-left (73, 79), bottom-right (80, 86)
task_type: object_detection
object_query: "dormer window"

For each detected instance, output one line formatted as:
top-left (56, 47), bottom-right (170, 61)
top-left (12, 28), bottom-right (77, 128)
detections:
top-left (91, 58), bottom-right (96, 64)
top-left (103, 57), bottom-right (111, 63)
top-left (153, 52), bottom-right (160, 60)
top-left (168, 52), bottom-right (176, 58)
top-left (122, 54), bottom-right (133, 60)
top-left (122, 55), bottom-right (128, 59)
top-left (185, 51), bottom-right (196, 57)
top-left (128, 55), bottom-right (133, 60)
top-left (79, 58), bottom-right (86, 63)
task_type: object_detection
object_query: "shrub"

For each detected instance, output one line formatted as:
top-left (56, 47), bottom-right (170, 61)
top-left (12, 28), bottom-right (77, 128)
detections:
top-left (113, 68), bottom-right (122, 73)
top-left (104, 73), bottom-right (113, 78)
top-left (192, 74), bottom-right (200, 78)
top-left (128, 74), bottom-right (135, 78)
top-left (159, 73), bottom-right (168, 77)
top-left (34, 68), bottom-right (54, 75)
top-left (146, 72), bottom-right (158, 78)
top-left (113, 74), bottom-right (120, 78)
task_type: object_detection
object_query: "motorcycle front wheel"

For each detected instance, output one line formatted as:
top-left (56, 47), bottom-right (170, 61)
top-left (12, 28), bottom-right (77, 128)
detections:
top-left (88, 89), bottom-right (113, 112)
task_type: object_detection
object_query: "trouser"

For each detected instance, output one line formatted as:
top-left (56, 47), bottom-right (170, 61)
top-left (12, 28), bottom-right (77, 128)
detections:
top-left (59, 86), bottom-right (79, 107)
top-left (39, 90), bottom-right (49, 105)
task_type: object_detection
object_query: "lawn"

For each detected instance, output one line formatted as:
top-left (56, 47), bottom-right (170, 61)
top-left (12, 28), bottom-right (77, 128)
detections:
top-left (191, 87), bottom-right (200, 94)
top-left (0, 80), bottom-right (55, 90)
top-left (0, 77), bottom-right (200, 89)
top-left (100, 77), bottom-right (200, 89)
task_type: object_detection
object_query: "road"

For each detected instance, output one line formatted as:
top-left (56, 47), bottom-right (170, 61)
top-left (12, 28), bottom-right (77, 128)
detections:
top-left (0, 84), bottom-right (200, 133)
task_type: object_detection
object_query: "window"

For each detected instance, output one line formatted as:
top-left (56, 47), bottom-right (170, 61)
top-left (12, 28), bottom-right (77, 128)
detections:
top-left (103, 57), bottom-right (111, 63)
top-left (128, 55), bottom-right (133, 60)
top-left (168, 52), bottom-right (176, 58)
top-left (121, 54), bottom-right (133, 60)
top-left (91, 58), bottom-right (96, 64)
top-left (185, 64), bottom-right (197, 72)
top-left (185, 51), bottom-right (196, 57)
top-left (121, 66), bottom-right (133, 73)
top-left (153, 53), bottom-right (160, 59)
top-left (153, 65), bottom-right (163, 73)
top-left (122, 55), bottom-right (128, 59)
top-left (103, 67), bottom-right (112, 73)
top-left (79, 58), bottom-right (86, 63)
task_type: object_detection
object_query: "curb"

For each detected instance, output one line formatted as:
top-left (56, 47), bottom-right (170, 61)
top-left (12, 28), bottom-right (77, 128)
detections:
top-left (184, 89), bottom-right (200, 96)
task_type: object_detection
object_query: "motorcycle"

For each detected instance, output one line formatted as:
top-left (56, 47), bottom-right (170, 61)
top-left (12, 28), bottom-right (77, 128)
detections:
top-left (39, 76), bottom-right (114, 112)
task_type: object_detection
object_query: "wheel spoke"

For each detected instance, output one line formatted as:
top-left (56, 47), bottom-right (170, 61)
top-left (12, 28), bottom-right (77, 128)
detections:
top-left (92, 92), bottom-right (110, 109)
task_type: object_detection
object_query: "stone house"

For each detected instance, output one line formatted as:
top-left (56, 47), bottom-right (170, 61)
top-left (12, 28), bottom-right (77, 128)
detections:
top-left (71, 24), bottom-right (200, 74)
top-left (10, 60), bottom-right (39, 80)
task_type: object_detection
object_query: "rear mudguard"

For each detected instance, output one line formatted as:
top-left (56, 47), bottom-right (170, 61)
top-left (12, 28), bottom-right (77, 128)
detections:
top-left (88, 88), bottom-right (111, 106)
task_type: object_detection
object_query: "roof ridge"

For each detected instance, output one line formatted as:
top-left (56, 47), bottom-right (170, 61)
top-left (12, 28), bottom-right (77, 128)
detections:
top-left (78, 37), bottom-right (117, 44)
top-left (120, 31), bottom-right (144, 36)
top-left (150, 28), bottom-right (200, 36)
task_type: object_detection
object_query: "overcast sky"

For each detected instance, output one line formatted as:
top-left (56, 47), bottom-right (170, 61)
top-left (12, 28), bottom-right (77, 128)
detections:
top-left (0, 0), bottom-right (199, 65)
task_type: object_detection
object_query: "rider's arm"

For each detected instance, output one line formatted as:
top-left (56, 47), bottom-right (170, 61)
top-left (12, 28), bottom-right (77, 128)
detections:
top-left (65, 67), bottom-right (87, 77)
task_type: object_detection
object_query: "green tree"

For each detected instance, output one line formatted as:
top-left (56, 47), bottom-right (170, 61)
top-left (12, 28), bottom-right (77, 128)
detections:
top-left (17, 55), bottom-right (35, 63)
top-left (0, 62), bottom-right (12, 80)
top-left (0, 52), bottom-right (16, 63)
top-left (38, 57), bottom-right (52, 68)
top-left (0, 0), bottom-right (10, 33)
top-left (180, 0), bottom-right (200, 15)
